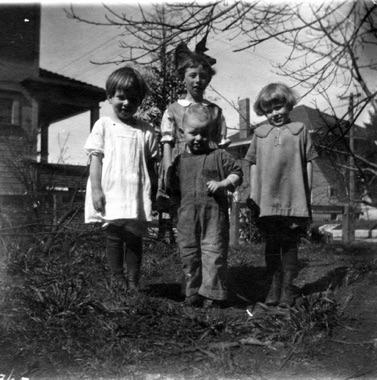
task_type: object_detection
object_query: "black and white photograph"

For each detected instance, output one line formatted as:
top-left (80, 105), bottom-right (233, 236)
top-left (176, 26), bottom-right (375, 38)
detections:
top-left (1, 1), bottom-right (377, 379)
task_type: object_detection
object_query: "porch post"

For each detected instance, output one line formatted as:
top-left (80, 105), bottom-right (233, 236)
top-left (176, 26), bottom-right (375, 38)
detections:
top-left (90, 106), bottom-right (100, 131)
top-left (40, 121), bottom-right (49, 163)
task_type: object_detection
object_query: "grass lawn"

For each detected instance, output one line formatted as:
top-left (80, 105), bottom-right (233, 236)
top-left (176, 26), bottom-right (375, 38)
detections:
top-left (1, 227), bottom-right (377, 380)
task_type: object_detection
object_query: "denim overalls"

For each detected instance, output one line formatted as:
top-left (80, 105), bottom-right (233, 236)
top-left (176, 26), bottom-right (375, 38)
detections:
top-left (173, 150), bottom-right (238, 301)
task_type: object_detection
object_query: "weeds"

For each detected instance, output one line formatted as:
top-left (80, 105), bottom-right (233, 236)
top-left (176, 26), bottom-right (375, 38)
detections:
top-left (1, 233), bottom-right (376, 379)
top-left (249, 290), bottom-right (341, 350)
top-left (342, 243), bottom-right (377, 286)
top-left (0, 233), bottom-right (241, 377)
top-left (289, 291), bottom-right (340, 343)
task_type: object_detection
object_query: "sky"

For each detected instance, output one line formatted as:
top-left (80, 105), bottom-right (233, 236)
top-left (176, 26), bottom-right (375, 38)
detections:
top-left (37, 0), bottom-right (376, 165)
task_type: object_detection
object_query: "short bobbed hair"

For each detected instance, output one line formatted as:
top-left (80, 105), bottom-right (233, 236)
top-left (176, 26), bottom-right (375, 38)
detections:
top-left (253, 83), bottom-right (298, 116)
top-left (106, 66), bottom-right (149, 101)
top-left (177, 54), bottom-right (216, 82)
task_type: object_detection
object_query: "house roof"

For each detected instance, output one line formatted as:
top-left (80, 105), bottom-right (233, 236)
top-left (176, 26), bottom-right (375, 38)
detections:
top-left (38, 69), bottom-right (105, 95)
top-left (228, 105), bottom-right (367, 147)
top-left (21, 68), bottom-right (107, 124)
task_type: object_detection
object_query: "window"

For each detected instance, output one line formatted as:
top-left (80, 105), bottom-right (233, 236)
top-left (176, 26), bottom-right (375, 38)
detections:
top-left (0, 95), bottom-right (20, 125)
top-left (330, 213), bottom-right (337, 221)
top-left (328, 185), bottom-right (338, 198)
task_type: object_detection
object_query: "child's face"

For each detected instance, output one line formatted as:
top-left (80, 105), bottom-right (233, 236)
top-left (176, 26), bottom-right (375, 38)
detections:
top-left (108, 89), bottom-right (141, 123)
top-left (184, 120), bottom-right (210, 154)
top-left (263, 102), bottom-right (290, 127)
top-left (184, 65), bottom-right (211, 100)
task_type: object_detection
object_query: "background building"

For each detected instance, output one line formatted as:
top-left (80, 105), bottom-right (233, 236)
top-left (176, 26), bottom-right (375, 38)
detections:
top-left (0, 3), bottom-right (106, 226)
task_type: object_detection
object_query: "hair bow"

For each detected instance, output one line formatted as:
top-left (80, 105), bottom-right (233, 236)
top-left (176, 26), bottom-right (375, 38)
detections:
top-left (174, 33), bottom-right (216, 70)
top-left (174, 41), bottom-right (192, 70)
top-left (195, 31), bottom-right (217, 66)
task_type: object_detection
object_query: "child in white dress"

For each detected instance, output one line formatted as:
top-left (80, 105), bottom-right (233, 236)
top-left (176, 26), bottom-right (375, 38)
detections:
top-left (84, 66), bottom-right (159, 291)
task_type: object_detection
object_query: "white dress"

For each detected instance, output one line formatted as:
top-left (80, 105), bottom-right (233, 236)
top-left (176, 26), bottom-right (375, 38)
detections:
top-left (84, 115), bottom-right (159, 234)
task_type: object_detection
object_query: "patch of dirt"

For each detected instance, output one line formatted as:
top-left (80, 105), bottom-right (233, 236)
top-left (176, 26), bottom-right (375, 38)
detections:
top-left (5, 242), bottom-right (377, 380)
top-left (262, 248), bottom-right (377, 380)
top-left (157, 244), bottom-right (377, 380)
top-left (120, 243), bottom-right (377, 380)
top-left (315, 272), bottom-right (377, 379)
top-left (244, 271), bottom-right (377, 380)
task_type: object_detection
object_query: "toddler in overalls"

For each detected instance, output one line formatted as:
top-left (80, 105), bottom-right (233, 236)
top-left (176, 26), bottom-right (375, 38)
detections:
top-left (167, 103), bottom-right (242, 308)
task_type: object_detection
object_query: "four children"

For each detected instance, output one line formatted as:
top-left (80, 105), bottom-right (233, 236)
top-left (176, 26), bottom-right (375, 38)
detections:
top-left (84, 41), bottom-right (317, 309)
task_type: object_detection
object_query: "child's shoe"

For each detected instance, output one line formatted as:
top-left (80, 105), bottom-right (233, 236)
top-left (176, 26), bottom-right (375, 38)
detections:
top-left (111, 275), bottom-right (128, 292)
top-left (127, 280), bottom-right (139, 294)
top-left (265, 271), bottom-right (282, 306)
top-left (127, 265), bottom-right (141, 293)
top-left (203, 297), bottom-right (224, 309)
top-left (182, 294), bottom-right (203, 307)
top-left (279, 287), bottom-right (295, 308)
top-left (279, 270), bottom-right (296, 308)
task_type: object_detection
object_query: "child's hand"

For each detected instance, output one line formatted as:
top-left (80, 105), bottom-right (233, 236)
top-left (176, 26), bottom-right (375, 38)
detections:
top-left (206, 180), bottom-right (222, 196)
top-left (92, 190), bottom-right (106, 213)
top-left (246, 197), bottom-right (260, 218)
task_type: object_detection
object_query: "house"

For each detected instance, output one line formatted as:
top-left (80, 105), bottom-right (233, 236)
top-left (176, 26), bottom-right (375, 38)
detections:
top-left (0, 3), bottom-right (106, 227)
top-left (227, 99), bottom-right (375, 222)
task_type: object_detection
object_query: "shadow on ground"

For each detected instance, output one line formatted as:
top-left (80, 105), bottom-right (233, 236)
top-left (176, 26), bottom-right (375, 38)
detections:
top-left (145, 265), bottom-right (271, 308)
top-left (298, 264), bottom-right (349, 295)
top-left (144, 259), bottom-right (351, 309)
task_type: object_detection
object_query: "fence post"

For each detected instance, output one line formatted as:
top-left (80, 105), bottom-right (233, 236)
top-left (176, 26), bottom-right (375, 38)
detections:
top-left (230, 200), bottom-right (240, 247)
top-left (342, 204), bottom-right (355, 243)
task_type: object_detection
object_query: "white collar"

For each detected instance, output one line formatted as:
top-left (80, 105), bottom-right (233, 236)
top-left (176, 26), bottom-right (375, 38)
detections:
top-left (177, 98), bottom-right (212, 107)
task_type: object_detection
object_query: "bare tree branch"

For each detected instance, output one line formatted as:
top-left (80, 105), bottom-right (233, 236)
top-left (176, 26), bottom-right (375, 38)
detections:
top-left (65, 0), bottom-right (377, 206)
